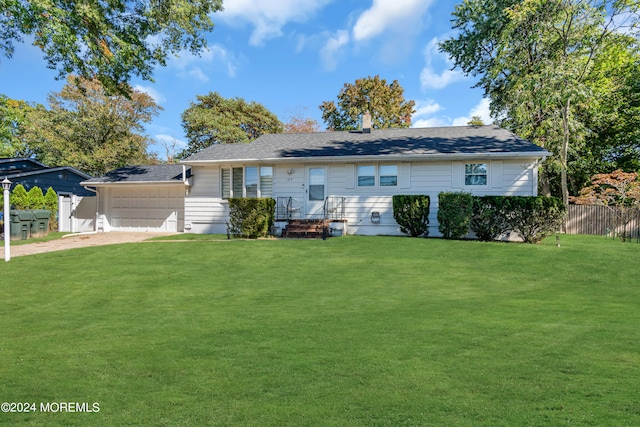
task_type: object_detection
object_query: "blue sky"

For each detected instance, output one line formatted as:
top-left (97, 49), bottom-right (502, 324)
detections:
top-left (0, 0), bottom-right (492, 160)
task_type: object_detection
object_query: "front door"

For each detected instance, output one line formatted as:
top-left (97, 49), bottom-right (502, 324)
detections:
top-left (306, 166), bottom-right (326, 218)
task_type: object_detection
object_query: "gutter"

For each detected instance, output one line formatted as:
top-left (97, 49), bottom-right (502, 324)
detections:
top-left (180, 151), bottom-right (551, 166)
top-left (79, 180), bottom-right (188, 187)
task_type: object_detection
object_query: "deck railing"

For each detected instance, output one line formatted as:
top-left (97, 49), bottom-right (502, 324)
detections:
top-left (276, 197), bottom-right (302, 221)
top-left (323, 197), bottom-right (345, 220)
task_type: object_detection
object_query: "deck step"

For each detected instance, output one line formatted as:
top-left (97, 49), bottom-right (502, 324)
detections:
top-left (282, 219), bottom-right (330, 238)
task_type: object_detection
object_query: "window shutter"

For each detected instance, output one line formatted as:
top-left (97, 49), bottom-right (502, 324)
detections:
top-left (345, 164), bottom-right (355, 189)
top-left (221, 169), bottom-right (230, 199)
top-left (451, 162), bottom-right (462, 189)
top-left (399, 163), bottom-right (411, 189)
top-left (491, 161), bottom-right (502, 188)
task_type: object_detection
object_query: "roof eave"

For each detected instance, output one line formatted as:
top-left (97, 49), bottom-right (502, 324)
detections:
top-left (80, 180), bottom-right (188, 187)
top-left (181, 151), bottom-right (550, 165)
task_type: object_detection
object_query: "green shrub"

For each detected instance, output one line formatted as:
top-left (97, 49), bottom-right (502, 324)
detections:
top-left (437, 192), bottom-right (474, 239)
top-left (44, 187), bottom-right (59, 231)
top-left (27, 186), bottom-right (45, 209)
top-left (228, 198), bottom-right (276, 239)
top-left (392, 195), bottom-right (430, 237)
top-left (470, 196), bottom-right (511, 241)
top-left (10, 184), bottom-right (29, 210)
top-left (506, 196), bottom-right (566, 244)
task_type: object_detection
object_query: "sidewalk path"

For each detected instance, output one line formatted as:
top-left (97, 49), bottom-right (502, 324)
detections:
top-left (0, 232), bottom-right (176, 258)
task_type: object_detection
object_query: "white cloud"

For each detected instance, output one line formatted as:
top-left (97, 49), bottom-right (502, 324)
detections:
top-left (411, 98), bottom-right (492, 128)
top-left (169, 44), bottom-right (240, 81)
top-left (319, 30), bottom-right (350, 71)
top-left (420, 37), bottom-right (465, 90)
top-left (411, 99), bottom-right (445, 128)
top-left (413, 99), bottom-right (442, 117)
top-left (220, 0), bottom-right (333, 46)
top-left (451, 98), bottom-right (492, 126)
top-left (185, 67), bottom-right (209, 83)
top-left (134, 85), bottom-right (166, 104)
top-left (352, 0), bottom-right (433, 42)
top-left (413, 117), bottom-right (447, 128)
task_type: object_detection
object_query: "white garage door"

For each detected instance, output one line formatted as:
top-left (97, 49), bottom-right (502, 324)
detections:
top-left (108, 186), bottom-right (184, 232)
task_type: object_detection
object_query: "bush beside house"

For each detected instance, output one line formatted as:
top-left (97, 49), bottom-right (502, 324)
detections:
top-left (436, 193), bottom-right (566, 244)
top-left (228, 198), bottom-right (275, 239)
top-left (437, 192), bottom-right (474, 239)
top-left (392, 195), bottom-right (430, 237)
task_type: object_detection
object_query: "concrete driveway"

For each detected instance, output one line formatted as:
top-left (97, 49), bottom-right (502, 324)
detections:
top-left (0, 232), bottom-right (176, 258)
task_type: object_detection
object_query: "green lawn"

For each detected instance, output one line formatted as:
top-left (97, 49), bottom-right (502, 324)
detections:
top-left (1, 235), bottom-right (639, 426)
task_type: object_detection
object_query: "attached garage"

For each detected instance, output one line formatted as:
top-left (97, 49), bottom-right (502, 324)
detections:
top-left (81, 165), bottom-right (191, 233)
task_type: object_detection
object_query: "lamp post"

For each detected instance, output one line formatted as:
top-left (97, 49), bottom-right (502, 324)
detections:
top-left (2, 177), bottom-right (11, 262)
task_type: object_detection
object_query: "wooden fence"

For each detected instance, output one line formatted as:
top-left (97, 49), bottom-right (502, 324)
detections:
top-left (565, 204), bottom-right (640, 241)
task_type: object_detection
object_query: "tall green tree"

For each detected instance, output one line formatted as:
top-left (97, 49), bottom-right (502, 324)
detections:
top-left (0, 0), bottom-right (223, 94)
top-left (179, 92), bottom-right (283, 158)
top-left (577, 45), bottom-right (640, 183)
top-left (0, 95), bottom-right (38, 157)
top-left (319, 75), bottom-right (415, 131)
top-left (21, 76), bottom-right (161, 176)
top-left (440, 0), bottom-right (640, 204)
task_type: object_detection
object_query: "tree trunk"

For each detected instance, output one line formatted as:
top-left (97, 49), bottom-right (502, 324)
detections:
top-left (561, 98), bottom-right (571, 206)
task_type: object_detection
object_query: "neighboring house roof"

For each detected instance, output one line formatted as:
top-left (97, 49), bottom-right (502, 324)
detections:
top-left (0, 157), bottom-right (49, 174)
top-left (0, 157), bottom-right (94, 196)
top-left (0, 157), bottom-right (90, 179)
top-left (181, 125), bottom-right (549, 164)
top-left (81, 164), bottom-right (191, 186)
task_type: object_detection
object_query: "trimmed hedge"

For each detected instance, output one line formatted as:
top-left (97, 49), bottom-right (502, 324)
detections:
top-left (470, 196), bottom-right (511, 242)
top-left (437, 192), bottom-right (474, 239)
top-left (228, 198), bottom-right (276, 239)
top-left (438, 193), bottom-right (566, 244)
top-left (392, 195), bottom-right (430, 237)
top-left (505, 196), bottom-right (566, 244)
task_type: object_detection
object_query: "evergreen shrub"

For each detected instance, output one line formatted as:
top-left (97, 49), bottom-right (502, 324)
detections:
top-left (228, 198), bottom-right (276, 239)
top-left (392, 195), bottom-right (430, 237)
top-left (10, 184), bottom-right (29, 210)
top-left (505, 196), bottom-right (566, 244)
top-left (470, 196), bottom-right (511, 241)
top-left (27, 186), bottom-right (45, 209)
top-left (44, 187), bottom-right (59, 230)
top-left (437, 192), bottom-right (474, 239)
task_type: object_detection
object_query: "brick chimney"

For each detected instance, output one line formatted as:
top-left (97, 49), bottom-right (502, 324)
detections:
top-left (362, 111), bottom-right (372, 133)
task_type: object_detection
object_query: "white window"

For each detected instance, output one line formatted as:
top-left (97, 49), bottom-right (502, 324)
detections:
top-left (221, 169), bottom-right (231, 199)
top-left (358, 165), bottom-right (375, 187)
top-left (465, 163), bottom-right (488, 186)
top-left (245, 166), bottom-right (258, 198)
top-left (379, 165), bottom-right (398, 187)
top-left (357, 164), bottom-right (398, 187)
top-left (221, 166), bottom-right (274, 198)
top-left (260, 167), bottom-right (273, 197)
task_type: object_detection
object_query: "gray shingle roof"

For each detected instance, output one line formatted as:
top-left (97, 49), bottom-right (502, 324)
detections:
top-left (81, 164), bottom-right (191, 185)
top-left (182, 125), bottom-right (549, 163)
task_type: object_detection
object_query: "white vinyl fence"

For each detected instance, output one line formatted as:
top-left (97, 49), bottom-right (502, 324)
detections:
top-left (58, 195), bottom-right (97, 233)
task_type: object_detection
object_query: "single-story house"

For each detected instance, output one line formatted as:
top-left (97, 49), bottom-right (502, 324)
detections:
top-left (0, 157), bottom-right (93, 196)
top-left (81, 164), bottom-right (191, 232)
top-left (178, 124), bottom-right (549, 236)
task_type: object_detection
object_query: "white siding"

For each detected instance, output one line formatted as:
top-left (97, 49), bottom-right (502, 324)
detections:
top-left (184, 158), bottom-right (541, 236)
top-left (184, 166), bottom-right (227, 233)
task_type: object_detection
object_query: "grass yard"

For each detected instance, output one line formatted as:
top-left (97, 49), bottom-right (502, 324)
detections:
top-left (0, 235), bottom-right (639, 426)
